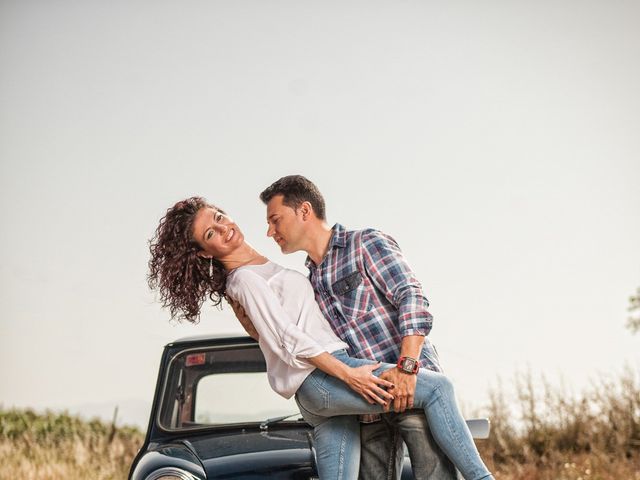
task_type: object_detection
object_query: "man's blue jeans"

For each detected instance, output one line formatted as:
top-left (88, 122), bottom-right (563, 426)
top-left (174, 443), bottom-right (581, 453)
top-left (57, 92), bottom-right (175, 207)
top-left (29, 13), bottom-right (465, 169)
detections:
top-left (294, 351), bottom-right (493, 480)
top-left (359, 410), bottom-right (458, 480)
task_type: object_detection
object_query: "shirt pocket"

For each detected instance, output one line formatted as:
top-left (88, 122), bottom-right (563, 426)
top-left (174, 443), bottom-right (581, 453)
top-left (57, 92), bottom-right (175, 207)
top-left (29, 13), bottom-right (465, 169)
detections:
top-left (332, 271), bottom-right (371, 320)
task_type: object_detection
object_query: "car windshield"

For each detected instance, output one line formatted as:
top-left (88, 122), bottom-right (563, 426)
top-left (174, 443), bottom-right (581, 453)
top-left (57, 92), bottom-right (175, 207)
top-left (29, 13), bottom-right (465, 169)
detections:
top-left (158, 343), bottom-right (301, 431)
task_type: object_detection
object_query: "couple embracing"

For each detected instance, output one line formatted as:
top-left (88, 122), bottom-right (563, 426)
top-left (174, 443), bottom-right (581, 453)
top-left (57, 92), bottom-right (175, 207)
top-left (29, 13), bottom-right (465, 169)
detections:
top-left (148, 175), bottom-right (494, 480)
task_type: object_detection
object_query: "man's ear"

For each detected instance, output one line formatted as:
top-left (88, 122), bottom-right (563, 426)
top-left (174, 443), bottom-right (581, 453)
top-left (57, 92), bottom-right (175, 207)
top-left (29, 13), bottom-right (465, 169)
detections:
top-left (299, 201), bottom-right (313, 221)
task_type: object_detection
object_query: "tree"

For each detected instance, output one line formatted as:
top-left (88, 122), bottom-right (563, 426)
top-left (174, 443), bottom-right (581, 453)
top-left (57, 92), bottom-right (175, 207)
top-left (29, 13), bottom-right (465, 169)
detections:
top-left (627, 287), bottom-right (640, 334)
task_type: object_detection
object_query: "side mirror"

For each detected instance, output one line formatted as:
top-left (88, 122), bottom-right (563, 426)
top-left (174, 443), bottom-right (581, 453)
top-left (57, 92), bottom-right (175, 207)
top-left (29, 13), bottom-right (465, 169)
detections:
top-left (465, 418), bottom-right (490, 439)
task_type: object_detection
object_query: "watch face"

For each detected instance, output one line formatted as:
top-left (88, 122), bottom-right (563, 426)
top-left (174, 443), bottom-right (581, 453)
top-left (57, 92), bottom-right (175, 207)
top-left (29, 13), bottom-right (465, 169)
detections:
top-left (402, 357), bottom-right (417, 373)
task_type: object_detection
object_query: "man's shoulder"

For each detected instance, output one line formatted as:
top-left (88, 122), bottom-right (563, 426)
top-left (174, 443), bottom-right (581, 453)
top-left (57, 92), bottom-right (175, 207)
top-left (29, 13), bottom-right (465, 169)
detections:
top-left (342, 226), bottom-right (395, 249)
top-left (340, 225), bottom-right (386, 244)
top-left (329, 224), bottom-right (400, 268)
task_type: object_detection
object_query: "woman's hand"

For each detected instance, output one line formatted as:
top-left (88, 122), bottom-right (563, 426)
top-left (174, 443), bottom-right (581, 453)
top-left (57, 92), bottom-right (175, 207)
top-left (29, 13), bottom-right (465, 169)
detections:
top-left (344, 363), bottom-right (395, 407)
top-left (305, 353), bottom-right (394, 408)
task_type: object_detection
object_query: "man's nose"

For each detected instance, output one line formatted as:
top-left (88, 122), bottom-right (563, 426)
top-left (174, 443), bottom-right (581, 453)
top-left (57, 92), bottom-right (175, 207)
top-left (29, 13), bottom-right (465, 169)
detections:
top-left (266, 224), bottom-right (275, 237)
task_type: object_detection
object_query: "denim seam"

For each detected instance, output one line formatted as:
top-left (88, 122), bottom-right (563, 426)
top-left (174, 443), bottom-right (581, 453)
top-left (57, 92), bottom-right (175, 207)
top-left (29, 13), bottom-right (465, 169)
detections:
top-left (336, 419), bottom-right (350, 479)
top-left (307, 372), bottom-right (330, 411)
top-left (385, 427), bottom-right (400, 480)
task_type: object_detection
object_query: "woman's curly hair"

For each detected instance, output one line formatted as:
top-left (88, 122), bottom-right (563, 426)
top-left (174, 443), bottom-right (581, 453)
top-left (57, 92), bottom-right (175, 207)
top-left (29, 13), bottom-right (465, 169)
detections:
top-left (148, 197), bottom-right (227, 323)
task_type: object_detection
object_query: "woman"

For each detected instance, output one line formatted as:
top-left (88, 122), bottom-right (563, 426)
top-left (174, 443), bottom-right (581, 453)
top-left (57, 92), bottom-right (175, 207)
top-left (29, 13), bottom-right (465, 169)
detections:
top-left (148, 197), bottom-right (494, 480)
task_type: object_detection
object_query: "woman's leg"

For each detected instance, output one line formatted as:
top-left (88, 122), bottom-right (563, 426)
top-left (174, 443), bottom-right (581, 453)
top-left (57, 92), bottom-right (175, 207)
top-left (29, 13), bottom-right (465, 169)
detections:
top-left (410, 369), bottom-right (493, 480)
top-left (295, 391), bottom-right (361, 480)
top-left (314, 416), bottom-right (361, 480)
top-left (296, 356), bottom-right (493, 480)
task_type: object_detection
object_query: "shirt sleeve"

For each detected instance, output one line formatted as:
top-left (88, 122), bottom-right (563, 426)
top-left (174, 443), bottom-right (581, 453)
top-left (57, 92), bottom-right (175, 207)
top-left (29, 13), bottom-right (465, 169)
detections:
top-left (226, 270), bottom-right (327, 367)
top-left (360, 229), bottom-right (433, 337)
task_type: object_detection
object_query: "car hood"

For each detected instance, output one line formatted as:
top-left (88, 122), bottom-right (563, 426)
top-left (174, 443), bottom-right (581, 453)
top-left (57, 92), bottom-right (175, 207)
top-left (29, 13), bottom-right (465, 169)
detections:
top-left (184, 426), bottom-right (316, 478)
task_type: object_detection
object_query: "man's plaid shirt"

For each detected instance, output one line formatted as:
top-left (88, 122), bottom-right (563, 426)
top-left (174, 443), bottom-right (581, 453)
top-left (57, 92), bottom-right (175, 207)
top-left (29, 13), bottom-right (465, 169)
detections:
top-left (305, 223), bottom-right (443, 373)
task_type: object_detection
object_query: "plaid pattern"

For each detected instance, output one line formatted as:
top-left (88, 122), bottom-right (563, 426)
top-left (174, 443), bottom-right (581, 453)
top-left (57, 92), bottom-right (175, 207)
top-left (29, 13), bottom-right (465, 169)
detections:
top-left (306, 224), bottom-right (443, 373)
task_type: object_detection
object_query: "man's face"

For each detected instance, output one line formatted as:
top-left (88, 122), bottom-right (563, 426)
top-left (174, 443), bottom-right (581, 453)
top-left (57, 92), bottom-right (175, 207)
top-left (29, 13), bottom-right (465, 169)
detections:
top-left (266, 195), bottom-right (307, 254)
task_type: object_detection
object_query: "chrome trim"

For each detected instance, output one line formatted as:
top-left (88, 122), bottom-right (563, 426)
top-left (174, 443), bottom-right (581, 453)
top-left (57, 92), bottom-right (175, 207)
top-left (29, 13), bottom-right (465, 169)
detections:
top-left (145, 466), bottom-right (200, 480)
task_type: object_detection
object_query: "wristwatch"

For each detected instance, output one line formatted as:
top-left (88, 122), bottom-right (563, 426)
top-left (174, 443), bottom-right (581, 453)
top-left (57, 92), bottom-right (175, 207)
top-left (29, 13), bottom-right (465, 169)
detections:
top-left (396, 356), bottom-right (419, 374)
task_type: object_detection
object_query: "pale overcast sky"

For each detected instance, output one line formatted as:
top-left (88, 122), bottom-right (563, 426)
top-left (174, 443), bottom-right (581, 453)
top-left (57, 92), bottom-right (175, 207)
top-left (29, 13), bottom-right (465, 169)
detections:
top-left (1, 0), bottom-right (638, 428)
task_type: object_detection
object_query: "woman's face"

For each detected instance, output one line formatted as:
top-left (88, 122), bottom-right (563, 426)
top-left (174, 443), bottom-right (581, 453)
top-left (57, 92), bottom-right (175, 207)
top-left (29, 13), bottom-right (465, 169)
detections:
top-left (192, 207), bottom-right (244, 258)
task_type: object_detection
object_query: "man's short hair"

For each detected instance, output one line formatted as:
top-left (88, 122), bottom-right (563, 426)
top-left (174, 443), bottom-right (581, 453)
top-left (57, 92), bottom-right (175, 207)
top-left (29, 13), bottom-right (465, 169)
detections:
top-left (260, 175), bottom-right (326, 220)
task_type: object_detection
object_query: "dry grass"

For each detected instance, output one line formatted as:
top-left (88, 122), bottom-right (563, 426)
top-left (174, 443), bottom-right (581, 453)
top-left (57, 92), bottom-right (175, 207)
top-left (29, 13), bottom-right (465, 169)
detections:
top-left (475, 366), bottom-right (640, 479)
top-left (0, 407), bottom-right (144, 480)
top-left (2, 368), bottom-right (639, 479)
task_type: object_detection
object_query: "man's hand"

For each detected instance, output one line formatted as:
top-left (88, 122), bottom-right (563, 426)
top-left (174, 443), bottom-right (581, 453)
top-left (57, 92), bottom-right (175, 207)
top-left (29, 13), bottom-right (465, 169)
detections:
top-left (378, 335), bottom-right (424, 412)
top-left (227, 298), bottom-right (259, 341)
top-left (379, 367), bottom-right (417, 413)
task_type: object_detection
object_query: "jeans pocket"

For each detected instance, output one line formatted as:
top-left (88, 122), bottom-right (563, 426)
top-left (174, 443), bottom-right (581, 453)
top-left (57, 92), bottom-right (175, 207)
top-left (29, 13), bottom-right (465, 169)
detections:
top-left (298, 370), bottom-right (330, 414)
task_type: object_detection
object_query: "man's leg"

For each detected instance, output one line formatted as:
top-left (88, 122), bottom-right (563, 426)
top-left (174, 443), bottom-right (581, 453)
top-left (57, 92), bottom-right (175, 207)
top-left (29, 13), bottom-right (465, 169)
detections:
top-left (385, 411), bottom-right (457, 480)
top-left (358, 413), bottom-right (457, 480)
top-left (358, 418), bottom-right (404, 480)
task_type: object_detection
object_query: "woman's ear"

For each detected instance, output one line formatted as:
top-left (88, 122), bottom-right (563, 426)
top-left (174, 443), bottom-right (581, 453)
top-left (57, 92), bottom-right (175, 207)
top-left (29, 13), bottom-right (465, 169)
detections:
top-left (197, 251), bottom-right (212, 259)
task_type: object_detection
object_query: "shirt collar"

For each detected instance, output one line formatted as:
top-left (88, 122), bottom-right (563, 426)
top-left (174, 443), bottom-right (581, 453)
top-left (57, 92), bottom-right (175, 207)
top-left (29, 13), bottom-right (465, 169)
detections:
top-left (305, 223), bottom-right (346, 269)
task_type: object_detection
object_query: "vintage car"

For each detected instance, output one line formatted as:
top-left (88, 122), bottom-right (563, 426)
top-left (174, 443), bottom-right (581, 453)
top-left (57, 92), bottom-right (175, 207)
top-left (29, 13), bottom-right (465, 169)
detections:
top-left (129, 334), bottom-right (490, 480)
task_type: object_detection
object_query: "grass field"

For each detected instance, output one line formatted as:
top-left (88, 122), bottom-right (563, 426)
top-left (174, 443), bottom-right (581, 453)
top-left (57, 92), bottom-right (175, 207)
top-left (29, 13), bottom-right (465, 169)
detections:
top-left (476, 367), bottom-right (640, 479)
top-left (2, 368), bottom-right (638, 479)
top-left (0, 407), bottom-right (143, 480)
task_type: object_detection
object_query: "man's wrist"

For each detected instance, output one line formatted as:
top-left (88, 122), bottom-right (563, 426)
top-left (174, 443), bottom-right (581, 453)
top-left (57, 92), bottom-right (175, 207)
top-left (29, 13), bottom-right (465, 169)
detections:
top-left (396, 356), bottom-right (419, 374)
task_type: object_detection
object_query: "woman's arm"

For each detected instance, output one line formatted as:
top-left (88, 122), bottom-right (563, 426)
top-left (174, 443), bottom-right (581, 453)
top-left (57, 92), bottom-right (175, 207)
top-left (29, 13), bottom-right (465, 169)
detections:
top-left (228, 270), bottom-right (328, 367)
top-left (306, 352), bottom-right (395, 407)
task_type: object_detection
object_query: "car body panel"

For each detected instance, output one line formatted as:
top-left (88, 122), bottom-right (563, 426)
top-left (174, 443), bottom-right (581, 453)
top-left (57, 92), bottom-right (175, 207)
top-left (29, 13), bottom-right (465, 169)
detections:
top-left (130, 334), bottom-right (487, 480)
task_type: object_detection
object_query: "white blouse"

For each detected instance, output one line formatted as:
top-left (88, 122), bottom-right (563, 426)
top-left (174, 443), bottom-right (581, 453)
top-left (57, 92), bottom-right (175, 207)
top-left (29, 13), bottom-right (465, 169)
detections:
top-left (226, 261), bottom-right (349, 399)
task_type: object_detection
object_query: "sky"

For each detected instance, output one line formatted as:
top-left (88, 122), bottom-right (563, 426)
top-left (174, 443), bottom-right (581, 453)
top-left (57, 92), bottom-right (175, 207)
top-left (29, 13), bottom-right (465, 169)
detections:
top-left (1, 0), bottom-right (639, 429)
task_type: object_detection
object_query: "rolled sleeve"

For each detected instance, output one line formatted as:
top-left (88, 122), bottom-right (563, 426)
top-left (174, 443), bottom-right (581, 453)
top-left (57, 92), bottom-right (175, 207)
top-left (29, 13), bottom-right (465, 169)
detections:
top-left (360, 229), bottom-right (433, 337)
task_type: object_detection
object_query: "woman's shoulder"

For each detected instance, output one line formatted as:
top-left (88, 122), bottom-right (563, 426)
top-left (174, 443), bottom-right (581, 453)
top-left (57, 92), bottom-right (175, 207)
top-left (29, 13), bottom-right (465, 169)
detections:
top-left (228, 266), bottom-right (265, 285)
top-left (228, 261), bottom-right (280, 286)
top-left (225, 268), bottom-right (267, 303)
top-left (230, 261), bottom-right (309, 285)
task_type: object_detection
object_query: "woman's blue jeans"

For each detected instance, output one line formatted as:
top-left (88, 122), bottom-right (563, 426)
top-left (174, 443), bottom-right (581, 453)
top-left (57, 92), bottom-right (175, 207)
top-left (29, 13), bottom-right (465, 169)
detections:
top-left (295, 351), bottom-right (493, 480)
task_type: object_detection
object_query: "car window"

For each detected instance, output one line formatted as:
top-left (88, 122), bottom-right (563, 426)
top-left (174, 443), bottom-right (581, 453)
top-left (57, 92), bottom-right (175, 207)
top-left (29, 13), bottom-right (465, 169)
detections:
top-left (195, 372), bottom-right (298, 424)
top-left (158, 344), bottom-right (301, 431)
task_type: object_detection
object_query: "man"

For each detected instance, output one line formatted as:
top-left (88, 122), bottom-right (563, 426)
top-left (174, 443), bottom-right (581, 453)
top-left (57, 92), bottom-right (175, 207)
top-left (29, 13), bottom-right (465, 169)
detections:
top-left (240, 174), bottom-right (456, 479)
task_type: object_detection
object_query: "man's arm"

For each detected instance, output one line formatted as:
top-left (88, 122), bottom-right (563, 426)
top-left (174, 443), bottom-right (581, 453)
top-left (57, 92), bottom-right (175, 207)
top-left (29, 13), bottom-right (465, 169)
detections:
top-left (360, 229), bottom-right (433, 338)
top-left (360, 229), bottom-right (431, 412)
top-left (227, 298), bottom-right (260, 341)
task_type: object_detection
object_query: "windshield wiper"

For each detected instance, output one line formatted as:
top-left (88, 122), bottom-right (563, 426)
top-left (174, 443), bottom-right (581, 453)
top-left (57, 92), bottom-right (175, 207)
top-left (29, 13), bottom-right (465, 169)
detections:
top-left (259, 413), bottom-right (302, 431)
